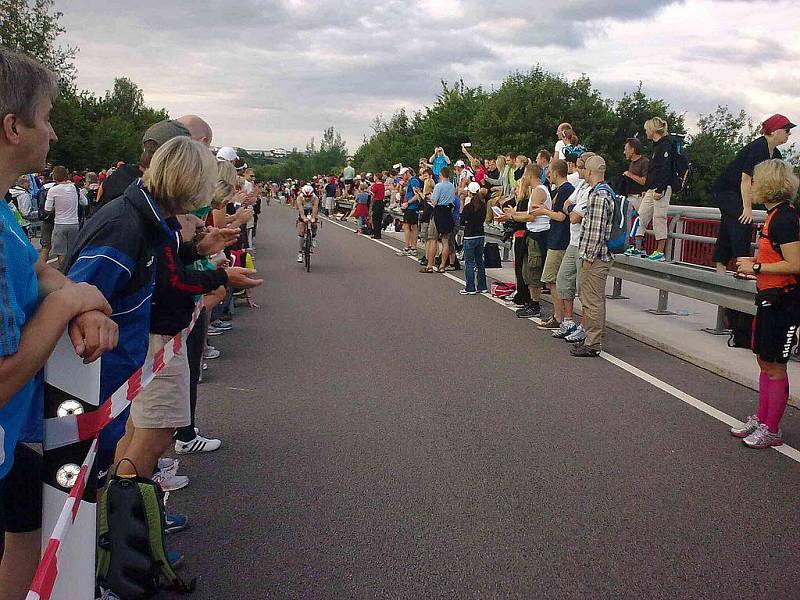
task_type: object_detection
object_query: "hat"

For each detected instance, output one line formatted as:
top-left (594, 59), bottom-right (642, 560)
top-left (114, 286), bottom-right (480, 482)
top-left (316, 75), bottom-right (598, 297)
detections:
top-left (142, 119), bottom-right (190, 146)
top-left (454, 160), bottom-right (465, 168)
top-left (584, 156), bottom-right (606, 172)
top-left (467, 181), bottom-right (481, 194)
top-left (399, 167), bottom-right (410, 175)
top-left (761, 114), bottom-right (796, 135)
top-left (216, 146), bottom-right (239, 162)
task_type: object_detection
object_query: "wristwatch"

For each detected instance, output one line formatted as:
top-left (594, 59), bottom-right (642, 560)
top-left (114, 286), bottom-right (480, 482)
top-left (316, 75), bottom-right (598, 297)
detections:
top-left (753, 262), bottom-right (762, 274)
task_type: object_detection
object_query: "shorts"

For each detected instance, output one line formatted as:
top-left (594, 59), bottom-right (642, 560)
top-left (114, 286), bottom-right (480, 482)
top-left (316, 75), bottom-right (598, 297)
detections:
top-left (40, 219), bottom-right (54, 248)
top-left (130, 334), bottom-right (191, 429)
top-left (0, 444), bottom-right (43, 534)
top-left (556, 245), bottom-right (581, 299)
top-left (752, 301), bottom-right (800, 363)
top-left (714, 214), bottom-right (752, 265)
top-left (424, 217), bottom-right (438, 242)
top-left (433, 204), bottom-right (455, 235)
top-left (541, 249), bottom-right (566, 284)
top-left (522, 234), bottom-right (546, 288)
top-left (324, 196), bottom-right (336, 211)
top-left (403, 208), bottom-right (419, 226)
top-left (51, 223), bottom-right (79, 256)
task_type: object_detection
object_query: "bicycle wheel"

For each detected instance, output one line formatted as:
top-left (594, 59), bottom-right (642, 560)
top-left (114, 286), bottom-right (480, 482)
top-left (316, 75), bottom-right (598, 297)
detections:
top-left (304, 230), bottom-right (312, 272)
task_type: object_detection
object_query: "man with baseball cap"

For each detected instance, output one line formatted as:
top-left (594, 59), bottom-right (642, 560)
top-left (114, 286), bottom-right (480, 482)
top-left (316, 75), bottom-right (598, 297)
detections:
top-left (712, 113), bottom-right (794, 272)
top-left (572, 155), bottom-right (613, 357)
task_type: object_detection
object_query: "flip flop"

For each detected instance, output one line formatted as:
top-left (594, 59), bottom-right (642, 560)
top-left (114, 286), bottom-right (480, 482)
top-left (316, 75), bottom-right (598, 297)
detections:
top-left (419, 267), bottom-right (435, 273)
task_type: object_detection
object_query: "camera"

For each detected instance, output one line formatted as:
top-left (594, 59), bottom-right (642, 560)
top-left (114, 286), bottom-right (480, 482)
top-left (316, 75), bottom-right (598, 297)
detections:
top-left (462, 142), bottom-right (472, 148)
top-left (393, 163), bottom-right (402, 169)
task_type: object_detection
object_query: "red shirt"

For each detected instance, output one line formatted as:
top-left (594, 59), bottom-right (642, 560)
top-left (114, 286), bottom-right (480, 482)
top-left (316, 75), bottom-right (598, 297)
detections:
top-left (475, 166), bottom-right (486, 184)
top-left (370, 181), bottom-right (385, 201)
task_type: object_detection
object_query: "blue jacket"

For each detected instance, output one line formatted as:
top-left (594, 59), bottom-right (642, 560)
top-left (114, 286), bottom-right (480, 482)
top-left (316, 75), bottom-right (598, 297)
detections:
top-left (63, 180), bottom-right (172, 448)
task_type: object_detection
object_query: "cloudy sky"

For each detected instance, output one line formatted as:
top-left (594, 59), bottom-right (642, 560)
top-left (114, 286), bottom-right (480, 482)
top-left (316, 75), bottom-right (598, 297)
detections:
top-left (60, 0), bottom-right (799, 153)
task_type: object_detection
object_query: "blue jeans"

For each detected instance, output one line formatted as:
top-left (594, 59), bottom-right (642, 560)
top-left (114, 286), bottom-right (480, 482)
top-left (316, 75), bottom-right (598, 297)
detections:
top-left (463, 236), bottom-right (486, 292)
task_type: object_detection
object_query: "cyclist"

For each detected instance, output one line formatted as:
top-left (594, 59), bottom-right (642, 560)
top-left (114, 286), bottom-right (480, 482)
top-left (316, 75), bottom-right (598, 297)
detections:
top-left (296, 184), bottom-right (319, 263)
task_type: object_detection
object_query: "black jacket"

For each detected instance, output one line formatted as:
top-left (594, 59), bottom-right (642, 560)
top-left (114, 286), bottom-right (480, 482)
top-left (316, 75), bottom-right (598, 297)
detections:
top-left (149, 222), bottom-right (228, 336)
top-left (644, 137), bottom-right (674, 194)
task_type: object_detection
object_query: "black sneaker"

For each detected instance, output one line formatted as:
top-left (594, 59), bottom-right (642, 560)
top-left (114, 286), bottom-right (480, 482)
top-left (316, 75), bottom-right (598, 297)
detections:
top-left (419, 257), bottom-right (428, 266)
top-left (516, 304), bottom-right (541, 318)
top-left (511, 295), bottom-right (528, 306)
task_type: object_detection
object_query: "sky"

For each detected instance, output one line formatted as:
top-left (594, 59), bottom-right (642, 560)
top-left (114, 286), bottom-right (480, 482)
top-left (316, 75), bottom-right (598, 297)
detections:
top-left (59, 0), bottom-right (799, 153)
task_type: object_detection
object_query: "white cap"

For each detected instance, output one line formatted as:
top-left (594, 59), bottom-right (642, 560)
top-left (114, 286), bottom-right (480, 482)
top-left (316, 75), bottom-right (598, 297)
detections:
top-left (467, 181), bottom-right (481, 194)
top-left (399, 167), bottom-right (410, 175)
top-left (454, 160), bottom-right (465, 167)
top-left (366, 172), bottom-right (372, 178)
top-left (216, 146), bottom-right (238, 162)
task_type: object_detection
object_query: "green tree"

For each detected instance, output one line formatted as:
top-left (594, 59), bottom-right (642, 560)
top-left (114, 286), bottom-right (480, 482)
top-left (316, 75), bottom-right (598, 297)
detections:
top-left (0, 0), bottom-right (76, 85)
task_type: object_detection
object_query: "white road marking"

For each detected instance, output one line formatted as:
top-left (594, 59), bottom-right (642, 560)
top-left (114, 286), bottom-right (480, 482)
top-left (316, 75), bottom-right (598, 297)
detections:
top-left (323, 213), bottom-right (800, 465)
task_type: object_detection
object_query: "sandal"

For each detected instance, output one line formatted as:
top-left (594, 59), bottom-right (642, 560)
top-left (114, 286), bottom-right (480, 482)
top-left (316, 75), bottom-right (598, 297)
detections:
top-left (437, 266), bottom-right (446, 273)
top-left (419, 267), bottom-right (435, 273)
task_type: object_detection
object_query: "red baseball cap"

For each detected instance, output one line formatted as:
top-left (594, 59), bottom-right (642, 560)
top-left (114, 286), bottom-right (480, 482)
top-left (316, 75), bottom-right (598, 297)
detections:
top-left (761, 114), bottom-right (795, 135)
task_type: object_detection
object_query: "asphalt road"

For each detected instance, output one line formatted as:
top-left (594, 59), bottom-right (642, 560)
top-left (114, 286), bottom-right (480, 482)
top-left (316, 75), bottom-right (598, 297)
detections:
top-left (166, 202), bottom-right (800, 599)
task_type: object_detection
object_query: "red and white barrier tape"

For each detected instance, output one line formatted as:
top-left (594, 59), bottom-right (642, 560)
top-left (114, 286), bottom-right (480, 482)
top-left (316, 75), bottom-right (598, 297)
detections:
top-left (26, 438), bottom-right (98, 600)
top-left (43, 301), bottom-right (203, 450)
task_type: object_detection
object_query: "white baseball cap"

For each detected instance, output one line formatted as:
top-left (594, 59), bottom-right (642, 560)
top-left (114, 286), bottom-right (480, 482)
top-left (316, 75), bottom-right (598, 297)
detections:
top-left (467, 181), bottom-right (481, 194)
top-left (216, 146), bottom-right (239, 162)
top-left (454, 160), bottom-right (465, 167)
top-left (399, 167), bottom-right (410, 175)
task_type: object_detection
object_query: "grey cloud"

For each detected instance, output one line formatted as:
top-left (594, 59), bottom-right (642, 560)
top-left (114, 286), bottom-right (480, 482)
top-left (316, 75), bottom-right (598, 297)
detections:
top-left (681, 39), bottom-right (793, 67)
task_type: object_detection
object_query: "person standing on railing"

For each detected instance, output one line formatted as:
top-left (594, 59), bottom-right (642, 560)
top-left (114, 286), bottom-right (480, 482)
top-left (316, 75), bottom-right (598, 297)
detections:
top-left (621, 138), bottom-right (651, 257)
top-left (712, 114), bottom-right (794, 273)
top-left (639, 117), bottom-right (673, 262)
top-left (731, 159), bottom-right (800, 448)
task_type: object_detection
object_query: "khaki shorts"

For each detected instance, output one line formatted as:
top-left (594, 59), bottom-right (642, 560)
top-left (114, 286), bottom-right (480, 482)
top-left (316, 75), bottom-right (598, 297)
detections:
top-left (424, 218), bottom-right (439, 242)
top-left (131, 334), bottom-right (191, 429)
top-left (541, 249), bottom-right (566, 284)
top-left (522, 235), bottom-right (545, 288)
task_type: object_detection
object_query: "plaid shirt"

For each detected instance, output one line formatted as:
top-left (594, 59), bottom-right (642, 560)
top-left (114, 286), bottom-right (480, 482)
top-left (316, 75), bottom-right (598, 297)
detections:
top-left (578, 184), bottom-right (613, 262)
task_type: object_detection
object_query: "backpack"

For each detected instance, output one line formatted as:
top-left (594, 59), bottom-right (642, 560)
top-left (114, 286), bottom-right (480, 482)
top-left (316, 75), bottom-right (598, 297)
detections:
top-left (97, 463), bottom-right (195, 598)
top-left (483, 242), bottom-right (502, 268)
top-left (381, 213), bottom-right (393, 230)
top-left (671, 139), bottom-right (691, 195)
top-left (37, 186), bottom-right (53, 222)
top-left (593, 182), bottom-right (628, 254)
top-left (490, 281), bottom-right (516, 298)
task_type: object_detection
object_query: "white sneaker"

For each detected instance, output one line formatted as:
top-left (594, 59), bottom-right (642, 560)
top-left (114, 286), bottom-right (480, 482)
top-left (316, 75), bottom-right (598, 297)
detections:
top-left (565, 325), bottom-right (587, 343)
top-left (175, 433), bottom-right (222, 455)
top-left (157, 457), bottom-right (180, 476)
top-left (152, 471), bottom-right (189, 492)
top-left (203, 347), bottom-right (221, 359)
top-left (297, 252), bottom-right (303, 263)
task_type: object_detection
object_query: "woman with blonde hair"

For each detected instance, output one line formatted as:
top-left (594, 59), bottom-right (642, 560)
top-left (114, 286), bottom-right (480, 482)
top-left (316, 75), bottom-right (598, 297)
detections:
top-left (732, 159), bottom-right (800, 448)
top-left (638, 117), bottom-right (673, 261)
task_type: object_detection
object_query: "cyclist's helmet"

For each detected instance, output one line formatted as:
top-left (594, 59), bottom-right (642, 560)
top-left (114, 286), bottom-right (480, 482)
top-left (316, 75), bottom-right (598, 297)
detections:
top-left (302, 184), bottom-right (314, 195)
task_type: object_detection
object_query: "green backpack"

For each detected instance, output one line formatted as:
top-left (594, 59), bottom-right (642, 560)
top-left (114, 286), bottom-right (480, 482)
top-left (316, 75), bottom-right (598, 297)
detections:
top-left (97, 463), bottom-right (195, 598)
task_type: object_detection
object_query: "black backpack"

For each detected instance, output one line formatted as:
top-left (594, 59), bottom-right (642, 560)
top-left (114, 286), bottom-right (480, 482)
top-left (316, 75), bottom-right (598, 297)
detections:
top-left (37, 186), bottom-right (53, 222)
top-left (484, 242), bottom-right (502, 268)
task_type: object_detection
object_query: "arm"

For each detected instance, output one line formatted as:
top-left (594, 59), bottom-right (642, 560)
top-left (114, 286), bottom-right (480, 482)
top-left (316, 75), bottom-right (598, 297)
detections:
top-left (623, 171), bottom-right (647, 186)
top-left (461, 145), bottom-right (476, 162)
top-left (312, 198), bottom-right (319, 220)
top-left (79, 188), bottom-right (88, 206)
top-left (739, 173), bottom-right (753, 224)
top-left (44, 189), bottom-right (54, 211)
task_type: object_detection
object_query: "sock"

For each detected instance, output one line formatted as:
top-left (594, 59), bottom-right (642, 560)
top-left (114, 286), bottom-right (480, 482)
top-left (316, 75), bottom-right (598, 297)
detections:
top-left (756, 372), bottom-right (769, 423)
top-left (765, 376), bottom-right (789, 434)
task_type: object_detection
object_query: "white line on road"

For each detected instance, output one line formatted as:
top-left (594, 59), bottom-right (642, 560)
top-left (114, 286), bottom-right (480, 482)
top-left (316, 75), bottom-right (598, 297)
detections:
top-left (321, 213), bottom-right (800, 464)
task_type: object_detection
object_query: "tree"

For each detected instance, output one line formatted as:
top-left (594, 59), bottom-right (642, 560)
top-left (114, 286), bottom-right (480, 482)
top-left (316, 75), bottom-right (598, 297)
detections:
top-left (0, 0), bottom-right (76, 85)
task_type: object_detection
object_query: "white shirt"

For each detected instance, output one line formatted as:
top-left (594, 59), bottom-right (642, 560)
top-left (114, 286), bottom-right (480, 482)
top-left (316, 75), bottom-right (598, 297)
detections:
top-left (567, 172), bottom-right (580, 187)
top-left (45, 182), bottom-right (87, 225)
top-left (555, 140), bottom-right (566, 160)
top-left (568, 180), bottom-right (592, 247)
top-left (526, 184), bottom-right (551, 233)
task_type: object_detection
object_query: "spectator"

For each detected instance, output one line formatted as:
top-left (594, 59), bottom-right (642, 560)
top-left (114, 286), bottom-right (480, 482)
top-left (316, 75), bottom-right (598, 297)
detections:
top-left (561, 126), bottom-right (583, 155)
top-left (8, 176), bottom-right (34, 221)
top-left (513, 155), bottom-right (529, 182)
top-left (353, 181), bottom-right (371, 234)
top-left (44, 165), bottom-right (88, 266)
top-left (369, 173), bottom-right (385, 239)
top-left (342, 159), bottom-right (355, 197)
top-left (538, 159), bottom-right (575, 329)
top-left (503, 164), bottom-right (537, 306)
top-left (471, 158), bottom-right (485, 184)
top-left (399, 167), bottom-right (421, 255)
top-left (732, 159), bottom-right (800, 448)
top-left (555, 122), bottom-right (572, 159)
top-left (571, 155), bottom-right (614, 357)
top-left (713, 114), bottom-right (794, 272)
top-left (536, 150), bottom-right (552, 184)
top-left (640, 117), bottom-right (673, 262)
top-left (37, 173), bottom-right (55, 263)
top-left (499, 163), bottom-right (551, 318)
top-left (429, 146), bottom-right (451, 182)
top-left (324, 176), bottom-right (338, 216)
top-left (454, 159), bottom-right (472, 189)
top-left (431, 167), bottom-right (456, 272)
top-left (621, 138), bottom-right (651, 256)
top-left (83, 171), bottom-right (100, 217)
top-left (459, 181), bottom-right (488, 295)
top-left (484, 155), bottom-right (512, 224)
top-left (0, 46), bottom-right (117, 599)
top-left (418, 168), bottom-right (437, 269)
top-left (554, 152), bottom-right (595, 341)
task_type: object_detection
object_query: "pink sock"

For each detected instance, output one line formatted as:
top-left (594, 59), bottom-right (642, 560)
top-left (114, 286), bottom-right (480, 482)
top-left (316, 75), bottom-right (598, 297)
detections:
top-left (757, 372), bottom-right (769, 423)
top-left (765, 376), bottom-right (789, 434)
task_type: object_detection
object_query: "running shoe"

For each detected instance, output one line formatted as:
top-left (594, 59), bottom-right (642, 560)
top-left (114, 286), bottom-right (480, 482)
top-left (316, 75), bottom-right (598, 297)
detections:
top-left (564, 325), bottom-right (587, 343)
top-left (157, 457), bottom-right (180, 476)
top-left (515, 304), bottom-right (541, 319)
top-left (476, 288), bottom-right (490, 294)
top-left (210, 320), bottom-right (232, 331)
top-left (623, 246), bottom-right (645, 257)
top-left (730, 415), bottom-right (760, 438)
top-left (175, 433), bottom-right (222, 455)
top-left (166, 550), bottom-right (184, 568)
top-left (459, 289), bottom-right (477, 295)
top-left (570, 343), bottom-right (600, 357)
top-left (646, 251), bottom-right (666, 262)
top-left (165, 512), bottom-right (188, 534)
top-left (297, 252), bottom-right (303, 263)
top-left (552, 320), bottom-right (577, 339)
top-left (153, 471), bottom-right (189, 492)
top-left (312, 239), bottom-right (319, 248)
top-left (742, 424), bottom-right (783, 449)
top-left (203, 347), bottom-right (221, 360)
top-left (206, 327), bottom-right (224, 337)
